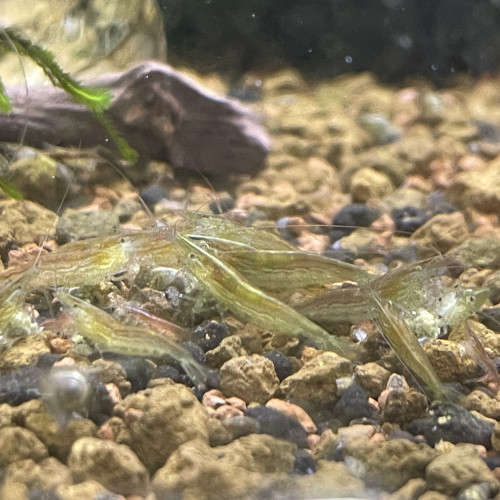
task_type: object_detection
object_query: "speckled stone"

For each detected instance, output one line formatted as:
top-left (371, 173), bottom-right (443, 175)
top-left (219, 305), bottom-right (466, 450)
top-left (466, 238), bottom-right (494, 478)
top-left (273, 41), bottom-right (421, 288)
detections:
top-left (0, 426), bottom-right (48, 467)
top-left (350, 167), bottom-right (395, 202)
top-left (355, 362), bottom-right (391, 399)
top-left (344, 437), bottom-right (435, 492)
top-left (68, 436), bottom-right (149, 497)
top-left (425, 444), bottom-right (499, 496)
top-left (464, 390), bottom-right (500, 421)
top-left (279, 351), bottom-right (354, 407)
top-left (384, 477), bottom-right (427, 500)
top-left (56, 479), bottom-right (112, 500)
top-left (220, 354), bottom-right (280, 404)
top-left (293, 460), bottom-right (367, 499)
top-left (205, 336), bottom-right (249, 368)
top-left (116, 380), bottom-right (209, 471)
top-left (411, 211), bottom-right (469, 254)
top-left (447, 156), bottom-right (500, 213)
top-left (4, 457), bottom-right (71, 491)
top-left (424, 339), bottom-right (479, 383)
top-left (152, 436), bottom-right (293, 499)
top-left (25, 410), bottom-right (97, 462)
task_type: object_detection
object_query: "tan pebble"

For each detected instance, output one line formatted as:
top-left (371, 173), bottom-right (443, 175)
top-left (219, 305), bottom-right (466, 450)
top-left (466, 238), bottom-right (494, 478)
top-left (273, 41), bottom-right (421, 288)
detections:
top-left (97, 421), bottom-right (116, 441)
top-left (50, 337), bottom-right (72, 354)
top-left (369, 432), bottom-right (386, 445)
top-left (106, 383), bottom-right (122, 405)
top-left (53, 357), bottom-right (77, 368)
top-left (301, 346), bottom-right (321, 363)
top-left (307, 434), bottom-right (321, 450)
top-left (368, 398), bottom-right (379, 410)
top-left (412, 211), bottom-right (469, 254)
top-left (338, 424), bottom-right (376, 444)
top-left (492, 421), bottom-right (500, 452)
top-left (213, 405), bottom-right (244, 420)
top-left (202, 389), bottom-right (226, 409)
top-left (434, 440), bottom-right (455, 455)
top-left (204, 407), bottom-right (216, 417)
top-left (225, 397), bottom-right (247, 411)
top-left (417, 491), bottom-right (450, 500)
top-left (266, 398), bottom-right (317, 433)
top-left (492, 467), bottom-right (500, 482)
top-left (123, 408), bottom-right (144, 426)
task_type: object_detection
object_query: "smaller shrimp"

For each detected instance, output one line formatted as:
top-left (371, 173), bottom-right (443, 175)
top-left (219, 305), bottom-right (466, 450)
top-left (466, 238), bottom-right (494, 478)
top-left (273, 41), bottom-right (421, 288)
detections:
top-left (57, 291), bottom-right (209, 387)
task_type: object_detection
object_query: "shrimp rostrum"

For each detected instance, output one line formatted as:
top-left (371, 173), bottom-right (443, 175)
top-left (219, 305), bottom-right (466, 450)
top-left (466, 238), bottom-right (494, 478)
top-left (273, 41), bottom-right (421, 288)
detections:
top-left (0, 212), bottom-right (491, 398)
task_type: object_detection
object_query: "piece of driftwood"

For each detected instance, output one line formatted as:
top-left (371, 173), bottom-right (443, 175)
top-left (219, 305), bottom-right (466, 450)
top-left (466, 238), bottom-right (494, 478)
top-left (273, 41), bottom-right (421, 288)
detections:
top-left (0, 61), bottom-right (270, 175)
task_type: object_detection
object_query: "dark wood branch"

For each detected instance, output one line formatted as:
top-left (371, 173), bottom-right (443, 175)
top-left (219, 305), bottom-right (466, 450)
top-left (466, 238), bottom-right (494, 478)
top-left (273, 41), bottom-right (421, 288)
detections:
top-left (0, 61), bottom-right (270, 175)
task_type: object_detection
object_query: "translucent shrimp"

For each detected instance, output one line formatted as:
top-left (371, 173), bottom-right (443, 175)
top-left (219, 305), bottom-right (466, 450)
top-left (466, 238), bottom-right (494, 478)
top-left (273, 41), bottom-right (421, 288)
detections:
top-left (57, 291), bottom-right (209, 387)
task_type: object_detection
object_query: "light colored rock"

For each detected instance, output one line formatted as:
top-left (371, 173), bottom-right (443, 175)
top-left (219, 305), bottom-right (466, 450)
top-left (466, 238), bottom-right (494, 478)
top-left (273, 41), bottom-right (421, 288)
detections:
top-left (0, 333), bottom-right (50, 371)
top-left (0, 404), bottom-right (13, 428)
top-left (0, 426), bottom-right (48, 467)
top-left (345, 437), bottom-right (435, 492)
top-left (56, 479), bottom-right (112, 500)
top-left (417, 492), bottom-right (450, 500)
top-left (4, 457), bottom-right (71, 491)
top-left (384, 477), bottom-right (427, 500)
top-left (355, 362), bottom-right (391, 399)
top-left (294, 460), bottom-right (367, 499)
top-left (205, 335), bottom-right (248, 368)
top-left (447, 156), bottom-right (500, 213)
top-left (425, 444), bottom-right (499, 496)
top-left (0, 199), bottom-right (58, 255)
top-left (92, 358), bottom-right (131, 398)
top-left (424, 339), bottom-right (479, 383)
top-left (491, 421), bottom-right (500, 452)
top-left (68, 436), bottom-right (149, 497)
top-left (220, 354), bottom-right (279, 404)
top-left (8, 152), bottom-right (74, 211)
top-left (279, 351), bottom-right (354, 406)
top-left (152, 436), bottom-right (293, 500)
top-left (464, 391), bottom-right (500, 422)
top-left (116, 380), bottom-right (209, 471)
top-left (25, 411), bottom-right (97, 462)
top-left (350, 166), bottom-right (395, 202)
top-left (0, 0), bottom-right (167, 86)
top-left (412, 211), bottom-right (469, 254)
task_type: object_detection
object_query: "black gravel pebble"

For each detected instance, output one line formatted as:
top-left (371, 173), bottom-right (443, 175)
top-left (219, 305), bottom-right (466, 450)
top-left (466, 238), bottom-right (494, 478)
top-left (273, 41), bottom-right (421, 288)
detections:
top-left (263, 350), bottom-right (295, 381)
top-left (427, 191), bottom-right (458, 215)
top-left (27, 489), bottom-right (63, 500)
top-left (86, 376), bottom-right (115, 426)
top-left (332, 385), bottom-right (377, 426)
top-left (293, 449), bottom-right (316, 475)
top-left (115, 357), bottom-right (156, 393)
top-left (139, 184), bottom-right (167, 209)
top-left (391, 206), bottom-right (429, 235)
top-left (182, 341), bottom-right (207, 365)
top-left (329, 204), bottom-right (381, 242)
top-left (0, 366), bottom-right (42, 406)
top-left (245, 405), bottom-right (309, 448)
top-left (407, 402), bottom-right (494, 449)
top-left (485, 456), bottom-right (500, 470)
top-left (478, 307), bottom-right (500, 332)
top-left (322, 246), bottom-right (356, 263)
top-left (192, 320), bottom-right (231, 352)
top-left (209, 197), bottom-right (236, 214)
top-left (36, 353), bottom-right (64, 369)
top-left (476, 119), bottom-right (500, 143)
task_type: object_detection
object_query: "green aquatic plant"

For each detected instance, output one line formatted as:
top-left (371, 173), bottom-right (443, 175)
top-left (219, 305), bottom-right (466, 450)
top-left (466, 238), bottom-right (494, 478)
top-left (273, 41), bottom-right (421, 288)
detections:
top-left (0, 26), bottom-right (137, 197)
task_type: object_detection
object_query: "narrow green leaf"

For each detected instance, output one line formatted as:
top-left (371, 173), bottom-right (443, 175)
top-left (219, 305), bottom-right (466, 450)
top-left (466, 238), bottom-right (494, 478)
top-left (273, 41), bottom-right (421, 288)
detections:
top-left (0, 78), bottom-right (12, 113)
top-left (0, 177), bottom-right (23, 199)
